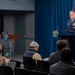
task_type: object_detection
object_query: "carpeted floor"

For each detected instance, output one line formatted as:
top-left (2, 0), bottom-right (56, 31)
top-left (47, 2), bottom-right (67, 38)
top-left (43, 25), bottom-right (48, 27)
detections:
top-left (11, 53), bottom-right (23, 61)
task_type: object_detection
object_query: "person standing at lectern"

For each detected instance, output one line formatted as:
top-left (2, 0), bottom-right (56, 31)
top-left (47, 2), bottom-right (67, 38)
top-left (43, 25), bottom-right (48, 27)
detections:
top-left (66, 10), bottom-right (75, 30)
top-left (66, 10), bottom-right (75, 61)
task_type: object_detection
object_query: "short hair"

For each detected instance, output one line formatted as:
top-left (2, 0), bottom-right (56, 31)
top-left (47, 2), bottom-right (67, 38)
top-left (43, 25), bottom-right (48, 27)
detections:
top-left (70, 10), bottom-right (75, 15)
top-left (56, 40), bottom-right (67, 50)
top-left (30, 41), bottom-right (39, 48)
top-left (60, 48), bottom-right (72, 62)
top-left (70, 10), bottom-right (75, 13)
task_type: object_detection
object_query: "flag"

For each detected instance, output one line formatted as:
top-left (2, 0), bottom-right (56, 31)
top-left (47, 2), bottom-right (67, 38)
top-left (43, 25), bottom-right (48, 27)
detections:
top-left (72, 0), bottom-right (75, 11)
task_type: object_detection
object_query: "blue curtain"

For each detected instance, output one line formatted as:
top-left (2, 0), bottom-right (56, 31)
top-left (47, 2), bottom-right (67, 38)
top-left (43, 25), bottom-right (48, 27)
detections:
top-left (35, 0), bottom-right (73, 58)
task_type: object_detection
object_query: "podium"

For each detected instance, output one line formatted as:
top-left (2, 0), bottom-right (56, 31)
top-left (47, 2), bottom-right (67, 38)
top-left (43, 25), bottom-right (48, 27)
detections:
top-left (0, 34), bottom-right (20, 59)
top-left (59, 30), bottom-right (75, 61)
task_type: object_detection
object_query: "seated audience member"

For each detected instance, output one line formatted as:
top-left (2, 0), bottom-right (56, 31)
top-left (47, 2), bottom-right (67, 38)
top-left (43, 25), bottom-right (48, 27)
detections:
top-left (48, 40), bottom-right (67, 65)
top-left (0, 56), bottom-right (3, 66)
top-left (23, 41), bottom-right (42, 62)
top-left (50, 48), bottom-right (75, 75)
top-left (0, 44), bottom-right (10, 66)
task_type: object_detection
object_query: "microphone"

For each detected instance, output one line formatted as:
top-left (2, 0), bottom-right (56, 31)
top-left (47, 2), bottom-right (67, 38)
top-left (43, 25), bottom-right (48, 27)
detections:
top-left (65, 22), bottom-right (73, 32)
top-left (57, 24), bottom-right (63, 32)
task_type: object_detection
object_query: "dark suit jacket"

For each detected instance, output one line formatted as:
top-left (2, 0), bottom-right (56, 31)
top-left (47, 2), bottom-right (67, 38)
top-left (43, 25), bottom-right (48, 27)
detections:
top-left (50, 61), bottom-right (75, 75)
top-left (48, 51), bottom-right (74, 66)
top-left (48, 51), bottom-right (60, 65)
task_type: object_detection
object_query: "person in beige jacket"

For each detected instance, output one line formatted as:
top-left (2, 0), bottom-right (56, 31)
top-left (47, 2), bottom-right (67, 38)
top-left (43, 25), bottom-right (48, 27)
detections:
top-left (23, 41), bottom-right (42, 63)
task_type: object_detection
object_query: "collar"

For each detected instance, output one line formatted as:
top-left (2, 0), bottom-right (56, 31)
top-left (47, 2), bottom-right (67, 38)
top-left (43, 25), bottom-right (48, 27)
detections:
top-left (29, 49), bottom-right (38, 53)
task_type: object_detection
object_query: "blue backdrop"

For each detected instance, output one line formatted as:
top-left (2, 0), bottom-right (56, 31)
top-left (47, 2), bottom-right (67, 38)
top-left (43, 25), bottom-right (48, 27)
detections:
top-left (35, 0), bottom-right (73, 58)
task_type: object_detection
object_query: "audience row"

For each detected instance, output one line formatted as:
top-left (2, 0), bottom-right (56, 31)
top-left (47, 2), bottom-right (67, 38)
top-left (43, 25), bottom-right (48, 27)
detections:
top-left (0, 40), bottom-right (75, 75)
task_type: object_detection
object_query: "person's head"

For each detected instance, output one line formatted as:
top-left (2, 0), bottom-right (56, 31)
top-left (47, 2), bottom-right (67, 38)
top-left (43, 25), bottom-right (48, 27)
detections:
top-left (56, 40), bottom-right (67, 50)
top-left (30, 41), bottom-right (39, 51)
top-left (70, 10), bottom-right (75, 20)
top-left (60, 48), bottom-right (72, 62)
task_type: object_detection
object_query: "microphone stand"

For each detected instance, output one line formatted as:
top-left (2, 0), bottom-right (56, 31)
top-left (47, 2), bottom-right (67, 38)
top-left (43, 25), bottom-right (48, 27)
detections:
top-left (9, 39), bottom-right (12, 60)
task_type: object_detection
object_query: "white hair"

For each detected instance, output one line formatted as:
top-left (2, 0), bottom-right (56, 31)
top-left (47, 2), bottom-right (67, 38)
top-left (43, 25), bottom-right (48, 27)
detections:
top-left (30, 41), bottom-right (39, 48)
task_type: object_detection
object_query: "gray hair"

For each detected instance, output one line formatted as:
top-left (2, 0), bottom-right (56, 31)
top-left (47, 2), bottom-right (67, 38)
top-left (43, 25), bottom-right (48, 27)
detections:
top-left (30, 41), bottom-right (39, 48)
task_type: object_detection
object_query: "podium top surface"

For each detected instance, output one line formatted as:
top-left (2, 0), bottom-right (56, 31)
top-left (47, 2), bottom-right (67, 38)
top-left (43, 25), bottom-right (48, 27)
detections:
top-left (1, 34), bottom-right (20, 39)
top-left (59, 30), bottom-right (75, 37)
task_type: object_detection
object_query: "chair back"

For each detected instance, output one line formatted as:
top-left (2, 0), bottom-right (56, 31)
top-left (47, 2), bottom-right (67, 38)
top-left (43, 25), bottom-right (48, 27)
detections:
top-left (30, 70), bottom-right (48, 75)
top-left (37, 60), bottom-right (50, 73)
top-left (14, 67), bottom-right (30, 75)
top-left (0, 66), bottom-right (14, 75)
top-left (23, 57), bottom-right (36, 70)
top-left (50, 74), bottom-right (58, 75)
top-left (10, 60), bottom-right (22, 68)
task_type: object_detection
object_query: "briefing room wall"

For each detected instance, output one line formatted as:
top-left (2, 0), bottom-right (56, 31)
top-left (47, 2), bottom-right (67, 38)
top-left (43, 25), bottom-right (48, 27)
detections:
top-left (0, 0), bottom-right (35, 55)
top-left (0, 0), bottom-right (34, 11)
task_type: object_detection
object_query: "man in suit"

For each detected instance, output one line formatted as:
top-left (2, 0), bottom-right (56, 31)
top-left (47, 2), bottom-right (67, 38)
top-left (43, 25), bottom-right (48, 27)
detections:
top-left (50, 48), bottom-right (75, 75)
top-left (48, 40), bottom-right (67, 65)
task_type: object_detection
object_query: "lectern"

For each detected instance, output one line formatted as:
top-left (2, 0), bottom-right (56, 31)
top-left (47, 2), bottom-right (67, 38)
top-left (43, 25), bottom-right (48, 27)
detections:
top-left (1, 34), bottom-right (20, 59)
top-left (59, 30), bottom-right (75, 61)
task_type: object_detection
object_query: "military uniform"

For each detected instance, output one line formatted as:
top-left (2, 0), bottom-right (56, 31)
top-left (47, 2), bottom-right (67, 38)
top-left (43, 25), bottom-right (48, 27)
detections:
top-left (66, 19), bottom-right (75, 31)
